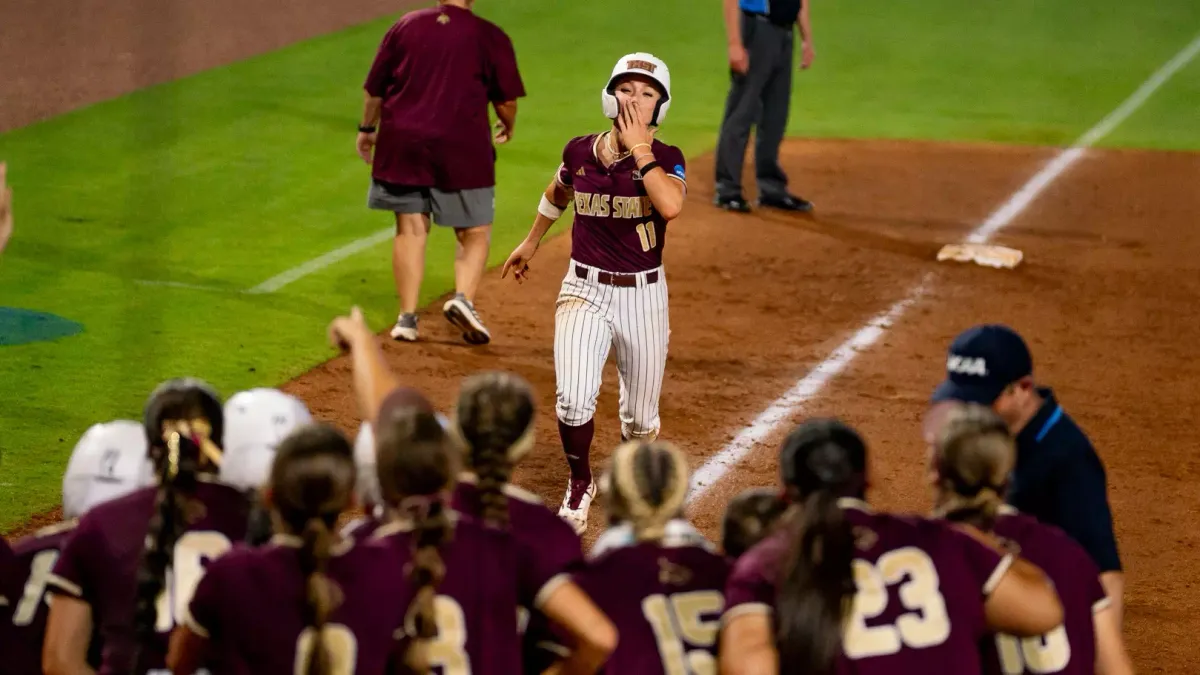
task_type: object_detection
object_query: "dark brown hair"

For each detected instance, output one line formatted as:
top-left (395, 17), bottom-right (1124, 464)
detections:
top-left (454, 371), bottom-right (536, 529)
top-left (721, 487), bottom-right (788, 559)
top-left (774, 419), bottom-right (866, 675)
top-left (605, 440), bottom-right (689, 541)
top-left (374, 387), bottom-right (462, 674)
top-left (930, 403), bottom-right (1014, 530)
top-left (132, 378), bottom-right (224, 675)
top-left (269, 423), bottom-right (356, 675)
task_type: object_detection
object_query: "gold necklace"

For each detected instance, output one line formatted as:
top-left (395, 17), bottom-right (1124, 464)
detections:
top-left (604, 131), bottom-right (631, 164)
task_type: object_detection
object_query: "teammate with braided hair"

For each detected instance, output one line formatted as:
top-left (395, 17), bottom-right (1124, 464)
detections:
top-left (371, 389), bottom-right (531, 675)
top-left (925, 402), bottom-right (1134, 675)
top-left (43, 378), bottom-right (251, 675)
top-left (720, 418), bottom-right (1065, 675)
top-left (451, 371), bottom-right (619, 673)
top-left (326, 309), bottom-right (617, 675)
top-left (167, 423), bottom-right (413, 675)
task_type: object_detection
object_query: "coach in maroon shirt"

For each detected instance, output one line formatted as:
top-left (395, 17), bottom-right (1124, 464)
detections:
top-left (357, 0), bottom-right (525, 346)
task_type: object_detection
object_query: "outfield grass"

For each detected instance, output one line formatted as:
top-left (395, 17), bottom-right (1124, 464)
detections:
top-left (1, 0), bottom-right (1197, 530)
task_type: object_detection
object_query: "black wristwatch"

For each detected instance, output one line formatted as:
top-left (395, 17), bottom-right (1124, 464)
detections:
top-left (358, 124), bottom-right (377, 133)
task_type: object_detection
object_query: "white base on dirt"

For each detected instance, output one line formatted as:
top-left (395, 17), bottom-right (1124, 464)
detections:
top-left (936, 243), bottom-right (1024, 269)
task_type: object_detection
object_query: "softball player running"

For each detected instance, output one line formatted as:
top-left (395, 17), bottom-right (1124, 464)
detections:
top-left (502, 52), bottom-right (687, 534)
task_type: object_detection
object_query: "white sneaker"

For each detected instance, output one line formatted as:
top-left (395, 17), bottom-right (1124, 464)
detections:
top-left (389, 313), bottom-right (418, 342)
top-left (442, 294), bottom-right (491, 345)
top-left (557, 478), bottom-right (596, 535)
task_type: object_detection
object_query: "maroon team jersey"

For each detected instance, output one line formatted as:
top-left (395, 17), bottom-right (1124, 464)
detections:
top-left (724, 499), bottom-right (1013, 675)
top-left (186, 535), bottom-right (410, 675)
top-left (557, 134), bottom-right (687, 273)
top-left (5, 522), bottom-right (83, 675)
top-left (365, 5), bottom-right (525, 190)
top-left (370, 513), bottom-right (524, 674)
top-left (981, 507), bottom-right (1108, 675)
top-left (453, 475), bottom-right (585, 595)
top-left (47, 480), bottom-right (251, 675)
top-left (573, 524), bottom-right (729, 675)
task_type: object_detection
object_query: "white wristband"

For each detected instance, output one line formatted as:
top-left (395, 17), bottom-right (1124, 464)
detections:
top-left (538, 195), bottom-right (565, 221)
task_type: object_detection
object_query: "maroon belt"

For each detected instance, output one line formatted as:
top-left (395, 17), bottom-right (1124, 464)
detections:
top-left (575, 265), bottom-right (659, 288)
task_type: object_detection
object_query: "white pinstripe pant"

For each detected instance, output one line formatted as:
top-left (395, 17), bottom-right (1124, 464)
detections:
top-left (554, 260), bottom-right (670, 440)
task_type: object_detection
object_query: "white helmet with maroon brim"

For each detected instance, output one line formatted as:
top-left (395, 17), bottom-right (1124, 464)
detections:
top-left (601, 52), bottom-right (672, 126)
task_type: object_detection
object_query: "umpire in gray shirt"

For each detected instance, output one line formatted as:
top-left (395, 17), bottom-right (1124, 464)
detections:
top-left (714, 0), bottom-right (815, 214)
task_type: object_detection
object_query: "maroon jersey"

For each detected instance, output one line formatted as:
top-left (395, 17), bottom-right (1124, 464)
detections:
top-left (186, 536), bottom-right (409, 675)
top-left (556, 134), bottom-right (687, 273)
top-left (575, 522), bottom-right (729, 675)
top-left (5, 522), bottom-right (85, 675)
top-left (47, 480), bottom-right (251, 675)
top-left (364, 5), bottom-right (525, 190)
top-left (453, 476), bottom-right (585, 599)
top-left (724, 499), bottom-right (1012, 675)
top-left (981, 507), bottom-right (1108, 675)
top-left (0, 535), bottom-right (24, 673)
top-left (371, 513), bottom-right (523, 674)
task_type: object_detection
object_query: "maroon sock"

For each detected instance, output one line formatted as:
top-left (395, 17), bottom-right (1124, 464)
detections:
top-left (558, 419), bottom-right (594, 483)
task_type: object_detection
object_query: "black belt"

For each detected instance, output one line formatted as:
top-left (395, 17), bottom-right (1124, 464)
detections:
top-left (742, 9), bottom-right (795, 28)
top-left (575, 265), bottom-right (659, 288)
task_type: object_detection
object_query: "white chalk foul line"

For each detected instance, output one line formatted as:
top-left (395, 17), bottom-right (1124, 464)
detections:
top-left (686, 30), bottom-right (1200, 505)
top-left (247, 227), bottom-right (393, 294)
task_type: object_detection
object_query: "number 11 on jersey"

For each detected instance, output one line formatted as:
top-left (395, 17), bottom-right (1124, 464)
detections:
top-left (636, 222), bottom-right (657, 252)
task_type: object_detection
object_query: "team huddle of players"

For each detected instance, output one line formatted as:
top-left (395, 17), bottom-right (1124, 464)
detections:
top-left (0, 309), bottom-right (1134, 675)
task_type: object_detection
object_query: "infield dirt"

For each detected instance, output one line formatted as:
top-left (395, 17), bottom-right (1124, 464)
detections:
top-left (3, 1), bottom-right (1199, 669)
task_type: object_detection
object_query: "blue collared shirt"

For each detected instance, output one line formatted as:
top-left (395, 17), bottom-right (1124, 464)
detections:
top-left (1008, 387), bottom-right (1122, 572)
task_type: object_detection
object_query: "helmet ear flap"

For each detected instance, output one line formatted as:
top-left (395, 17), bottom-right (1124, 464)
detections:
top-left (601, 86), bottom-right (620, 120)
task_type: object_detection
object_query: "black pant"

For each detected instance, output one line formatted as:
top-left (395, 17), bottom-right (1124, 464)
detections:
top-left (714, 13), bottom-right (794, 201)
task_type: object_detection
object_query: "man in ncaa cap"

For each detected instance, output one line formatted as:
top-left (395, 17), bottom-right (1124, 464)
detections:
top-left (929, 324), bottom-right (1125, 624)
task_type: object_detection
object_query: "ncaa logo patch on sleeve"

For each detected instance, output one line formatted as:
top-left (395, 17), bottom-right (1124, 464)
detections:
top-left (673, 164), bottom-right (686, 180)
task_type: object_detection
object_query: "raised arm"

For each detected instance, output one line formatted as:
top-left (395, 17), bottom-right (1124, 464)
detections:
top-left (328, 307), bottom-right (401, 422)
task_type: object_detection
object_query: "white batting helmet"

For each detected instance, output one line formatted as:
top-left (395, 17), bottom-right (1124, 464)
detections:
top-left (601, 52), bottom-right (672, 126)
top-left (219, 388), bottom-right (313, 491)
top-left (62, 420), bottom-right (154, 519)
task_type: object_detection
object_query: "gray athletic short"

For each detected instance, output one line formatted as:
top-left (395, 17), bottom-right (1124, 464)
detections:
top-left (367, 180), bottom-right (494, 229)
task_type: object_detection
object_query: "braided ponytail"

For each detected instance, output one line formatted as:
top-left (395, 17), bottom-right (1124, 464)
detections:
top-left (402, 497), bottom-right (454, 674)
top-left (929, 403), bottom-right (1014, 530)
top-left (269, 423), bottom-right (356, 675)
top-left (132, 425), bottom-right (202, 674)
top-left (371, 387), bottom-right (463, 675)
top-left (297, 517), bottom-right (338, 675)
top-left (455, 372), bottom-right (536, 530)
